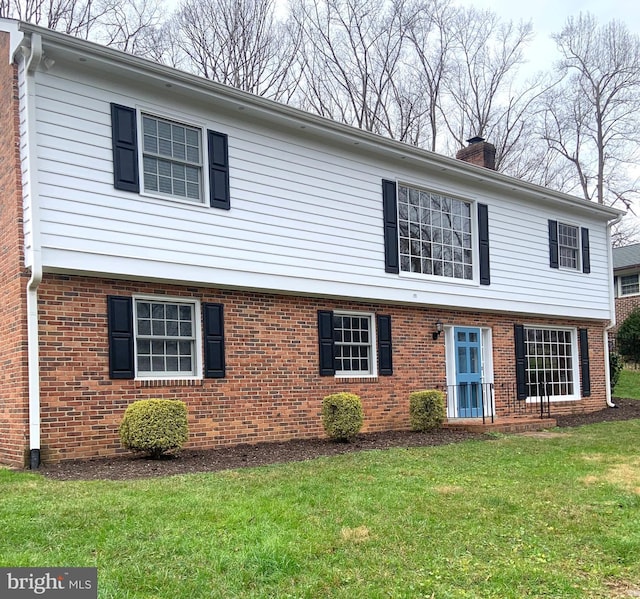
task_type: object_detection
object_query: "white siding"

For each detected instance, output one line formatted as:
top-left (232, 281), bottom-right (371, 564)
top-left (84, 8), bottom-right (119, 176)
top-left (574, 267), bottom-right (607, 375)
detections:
top-left (32, 62), bottom-right (614, 320)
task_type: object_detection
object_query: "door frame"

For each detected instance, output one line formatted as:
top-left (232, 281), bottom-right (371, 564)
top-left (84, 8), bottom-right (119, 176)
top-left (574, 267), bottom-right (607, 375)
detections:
top-left (444, 326), bottom-right (494, 419)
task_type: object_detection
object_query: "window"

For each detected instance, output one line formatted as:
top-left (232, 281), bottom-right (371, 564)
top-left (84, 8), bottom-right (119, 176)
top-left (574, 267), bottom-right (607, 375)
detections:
top-left (134, 298), bottom-right (199, 377)
top-left (558, 223), bottom-right (579, 270)
top-left (524, 327), bottom-right (577, 398)
top-left (620, 274), bottom-right (640, 296)
top-left (397, 184), bottom-right (473, 280)
top-left (334, 312), bottom-right (375, 376)
top-left (141, 114), bottom-right (202, 202)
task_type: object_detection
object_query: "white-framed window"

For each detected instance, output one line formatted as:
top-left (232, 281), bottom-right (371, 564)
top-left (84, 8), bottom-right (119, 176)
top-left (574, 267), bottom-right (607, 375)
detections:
top-left (334, 311), bottom-right (376, 376)
top-left (397, 184), bottom-right (473, 280)
top-left (524, 326), bottom-right (578, 400)
top-left (620, 274), bottom-right (640, 296)
top-left (133, 296), bottom-right (201, 378)
top-left (558, 222), bottom-right (580, 270)
top-left (141, 113), bottom-right (203, 203)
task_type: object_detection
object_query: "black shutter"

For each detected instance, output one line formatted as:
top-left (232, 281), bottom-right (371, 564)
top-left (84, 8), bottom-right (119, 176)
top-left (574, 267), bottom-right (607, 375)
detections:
top-left (203, 303), bottom-right (226, 378)
top-left (548, 220), bottom-right (559, 269)
top-left (208, 130), bottom-right (230, 210)
top-left (110, 104), bottom-right (139, 192)
top-left (514, 324), bottom-right (527, 400)
top-left (581, 227), bottom-right (591, 274)
top-left (579, 328), bottom-right (591, 397)
top-left (318, 310), bottom-right (335, 376)
top-left (107, 296), bottom-right (134, 379)
top-left (478, 203), bottom-right (490, 285)
top-left (377, 315), bottom-right (393, 376)
top-left (382, 179), bottom-right (399, 274)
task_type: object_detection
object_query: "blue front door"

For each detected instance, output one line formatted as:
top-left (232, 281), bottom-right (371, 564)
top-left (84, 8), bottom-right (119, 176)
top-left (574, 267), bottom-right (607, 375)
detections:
top-left (455, 327), bottom-right (483, 418)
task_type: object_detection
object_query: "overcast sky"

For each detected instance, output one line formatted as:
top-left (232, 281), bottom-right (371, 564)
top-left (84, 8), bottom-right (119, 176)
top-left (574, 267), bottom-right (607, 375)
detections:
top-left (453, 0), bottom-right (640, 74)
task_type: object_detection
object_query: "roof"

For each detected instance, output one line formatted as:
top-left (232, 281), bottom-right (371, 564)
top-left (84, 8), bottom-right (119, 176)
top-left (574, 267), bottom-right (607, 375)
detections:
top-left (613, 244), bottom-right (640, 270)
top-left (3, 19), bottom-right (626, 222)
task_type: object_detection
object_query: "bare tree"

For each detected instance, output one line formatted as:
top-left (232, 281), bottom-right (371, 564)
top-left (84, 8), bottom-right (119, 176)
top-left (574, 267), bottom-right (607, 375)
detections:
top-left (174, 0), bottom-right (300, 100)
top-left (544, 13), bottom-right (640, 210)
top-left (94, 0), bottom-right (167, 55)
top-left (403, 0), bottom-right (456, 151)
top-left (291, 0), bottom-right (411, 139)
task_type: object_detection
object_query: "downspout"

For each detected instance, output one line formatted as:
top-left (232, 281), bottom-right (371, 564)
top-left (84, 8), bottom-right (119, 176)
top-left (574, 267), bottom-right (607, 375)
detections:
top-left (22, 33), bottom-right (43, 468)
top-left (603, 213), bottom-right (624, 408)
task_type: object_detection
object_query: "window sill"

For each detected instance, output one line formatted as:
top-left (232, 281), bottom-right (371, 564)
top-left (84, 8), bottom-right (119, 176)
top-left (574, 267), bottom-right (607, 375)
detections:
top-left (136, 379), bottom-right (204, 387)
top-left (335, 376), bottom-right (379, 383)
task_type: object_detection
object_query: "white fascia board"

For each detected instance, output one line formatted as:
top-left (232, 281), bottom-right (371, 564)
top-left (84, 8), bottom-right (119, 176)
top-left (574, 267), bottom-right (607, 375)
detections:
top-left (18, 21), bottom-right (625, 223)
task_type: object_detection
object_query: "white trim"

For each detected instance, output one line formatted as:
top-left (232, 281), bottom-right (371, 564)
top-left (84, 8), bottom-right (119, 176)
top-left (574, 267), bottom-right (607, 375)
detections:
top-left (557, 221), bottom-right (581, 272)
top-left (135, 106), bottom-right (210, 207)
top-left (333, 310), bottom-right (378, 378)
top-left (131, 294), bottom-right (203, 380)
top-left (444, 325), bottom-right (494, 418)
top-left (396, 181), bottom-right (478, 284)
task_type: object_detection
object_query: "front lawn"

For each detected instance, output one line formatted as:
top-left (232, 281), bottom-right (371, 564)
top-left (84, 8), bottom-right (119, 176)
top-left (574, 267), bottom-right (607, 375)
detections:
top-left (2, 421), bottom-right (640, 598)
top-left (614, 368), bottom-right (640, 400)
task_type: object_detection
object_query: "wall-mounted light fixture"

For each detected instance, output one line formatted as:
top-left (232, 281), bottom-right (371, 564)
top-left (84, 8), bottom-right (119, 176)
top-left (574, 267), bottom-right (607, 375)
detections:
top-left (432, 320), bottom-right (443, 340)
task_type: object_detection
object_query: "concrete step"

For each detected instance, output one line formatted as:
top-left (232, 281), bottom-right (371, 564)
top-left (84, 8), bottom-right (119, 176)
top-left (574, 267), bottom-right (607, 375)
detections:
top-left (442, 417), bottom-right (557, 434)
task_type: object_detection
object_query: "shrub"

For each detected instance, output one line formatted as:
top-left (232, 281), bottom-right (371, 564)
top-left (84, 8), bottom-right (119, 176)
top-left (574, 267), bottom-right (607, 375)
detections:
top-left (119, 399), bottom-right (189, 458)
top-left (322, 392), bottom-right (364, 441)
top-left (617, 308), bottom-right (640, 363)
top-left (609, 351), bottom-right (624, 394)
top-left (409, 390), bottom-right (446, 432)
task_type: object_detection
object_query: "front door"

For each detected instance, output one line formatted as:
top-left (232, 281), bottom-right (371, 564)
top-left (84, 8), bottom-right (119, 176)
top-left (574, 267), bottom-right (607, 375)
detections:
top-left (455, 327), bottom-right (483, 418)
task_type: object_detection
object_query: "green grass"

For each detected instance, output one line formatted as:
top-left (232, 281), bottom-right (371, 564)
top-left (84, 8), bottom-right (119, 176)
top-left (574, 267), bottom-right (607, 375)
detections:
top-left (614, 368), bottom-right (640, 399)
top-left (2, 421), bottom-right (640, 598)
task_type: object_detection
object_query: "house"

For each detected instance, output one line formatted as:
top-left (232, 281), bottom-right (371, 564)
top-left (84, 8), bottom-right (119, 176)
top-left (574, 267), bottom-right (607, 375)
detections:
top-left (612, 243), bottom-right (640, 331)
top-left (0, 19), bottom-right (624, 468)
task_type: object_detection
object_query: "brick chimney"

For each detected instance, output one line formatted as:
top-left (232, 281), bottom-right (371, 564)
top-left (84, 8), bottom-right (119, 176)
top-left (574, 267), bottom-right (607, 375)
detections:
top-left (455, 136), bottom-right (496, 170)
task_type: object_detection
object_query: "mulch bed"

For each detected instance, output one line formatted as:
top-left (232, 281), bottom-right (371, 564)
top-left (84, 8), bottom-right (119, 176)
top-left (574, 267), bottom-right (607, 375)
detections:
top-left (38, 398), bottom-right (640, 481)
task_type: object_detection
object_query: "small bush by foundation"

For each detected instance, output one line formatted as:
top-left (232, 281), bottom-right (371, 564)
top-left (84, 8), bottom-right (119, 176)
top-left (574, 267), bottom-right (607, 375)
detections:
top-left (409, 390), bottom-right (446, 432)
top-left (322, 393), bottom-right (364, 441)
top-left (120, 399), bottom-right (189, 458)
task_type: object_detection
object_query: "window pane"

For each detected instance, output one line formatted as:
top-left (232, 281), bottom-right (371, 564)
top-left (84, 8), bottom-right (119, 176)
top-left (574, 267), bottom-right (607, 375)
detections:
top-left (398, 184), bottom-right (472, 280)
top-left (333, 313), bottom-right (372, 375)
top-left (141, 113), bottom-right (202, 201)
top-left (135, 300), bottom-right (197, 377)
top-left (524, 327), bottom-right (575, 399)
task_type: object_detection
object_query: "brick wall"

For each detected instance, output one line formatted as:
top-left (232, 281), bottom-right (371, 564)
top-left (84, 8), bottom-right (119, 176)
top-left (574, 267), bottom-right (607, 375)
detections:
top-left (613, 294), bottom-right (640, 332)
top-left (0, 33), bottom-right (30, 467)
top-left (30, 273), bottom-right (608, 464)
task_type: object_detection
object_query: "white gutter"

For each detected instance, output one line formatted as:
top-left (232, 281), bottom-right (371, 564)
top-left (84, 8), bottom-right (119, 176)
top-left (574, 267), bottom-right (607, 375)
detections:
top-left (604, 213), bottom-right (624, 408)
top-left (22, 32), bottom-right (43, 468)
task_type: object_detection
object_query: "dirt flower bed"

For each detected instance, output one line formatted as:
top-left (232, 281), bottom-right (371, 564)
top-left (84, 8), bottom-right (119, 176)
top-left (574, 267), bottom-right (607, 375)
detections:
top-left (39, 398), bottom-right (640, 481)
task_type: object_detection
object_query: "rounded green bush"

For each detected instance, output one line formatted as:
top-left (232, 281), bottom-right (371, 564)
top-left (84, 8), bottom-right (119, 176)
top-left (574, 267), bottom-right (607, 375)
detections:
top-left (119, 399), bottom-right (189, 458)
top-left (409, 390), bottom-right (446, 432)
top-left (322, 392), bottom-right (364, 441)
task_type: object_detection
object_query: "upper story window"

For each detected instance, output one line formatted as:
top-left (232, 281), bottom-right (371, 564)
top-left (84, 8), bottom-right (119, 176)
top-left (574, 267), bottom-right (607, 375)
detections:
top-left (548, 220), bottom-right (590, 274)
top-left (111, 103), bottom-right (231, 210)
top-left (134, 297), bottom-right (200, 378)
top-left (558, 223), bottom-right (580, 270)
top-left (398, 184), bottom-right (473, 280)
top-left (141, 114), bottom-right (203, 202)
top-left (620, 274), bottom-right (640, 296)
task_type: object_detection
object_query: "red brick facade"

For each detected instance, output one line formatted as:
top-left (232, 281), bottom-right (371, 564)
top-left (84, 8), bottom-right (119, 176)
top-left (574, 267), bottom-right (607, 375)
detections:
top-left (0, 32), bottom-right (30, 466)
top-left (23, 273), bottom-right (606, 465)
top-left (614, 294), bottom-right (640, 333)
